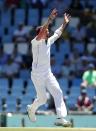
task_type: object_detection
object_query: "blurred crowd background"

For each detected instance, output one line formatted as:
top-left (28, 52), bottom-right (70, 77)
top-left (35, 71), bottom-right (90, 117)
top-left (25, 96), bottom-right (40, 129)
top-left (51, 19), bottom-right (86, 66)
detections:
top-left (0, 0), bottom-right (96, 116)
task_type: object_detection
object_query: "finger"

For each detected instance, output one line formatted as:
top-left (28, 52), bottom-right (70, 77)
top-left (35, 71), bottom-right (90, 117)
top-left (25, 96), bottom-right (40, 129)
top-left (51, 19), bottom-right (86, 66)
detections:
top-left (64, 13), bottom-right (66, 16)
top-left (66, 15), bottom-right (71, 19)
top-left (53, 8), bottom-right (57, 13)
top-left (68, 15), bottom-right (71, 20)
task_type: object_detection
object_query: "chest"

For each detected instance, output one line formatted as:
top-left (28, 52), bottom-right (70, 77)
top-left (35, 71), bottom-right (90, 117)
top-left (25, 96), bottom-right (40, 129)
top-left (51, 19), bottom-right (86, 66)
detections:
top-left (33, 43), bottom-right (50, 55)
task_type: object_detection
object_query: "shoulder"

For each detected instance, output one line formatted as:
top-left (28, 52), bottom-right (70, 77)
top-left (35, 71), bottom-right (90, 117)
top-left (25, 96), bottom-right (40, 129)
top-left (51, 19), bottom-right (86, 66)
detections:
top-left (93, 70), bottom-right (96, 76)
top-left (83, 71), bottom-right (89, 76)
top-left (31, 37), bottom-right (36, 44)
top-left (93, 70), bottom-right (96, 74)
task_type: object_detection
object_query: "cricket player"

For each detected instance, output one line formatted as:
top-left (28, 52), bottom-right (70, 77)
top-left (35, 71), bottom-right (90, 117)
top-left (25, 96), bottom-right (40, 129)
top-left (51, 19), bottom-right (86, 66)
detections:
top-left (27, 9), bottom-right (71, 127)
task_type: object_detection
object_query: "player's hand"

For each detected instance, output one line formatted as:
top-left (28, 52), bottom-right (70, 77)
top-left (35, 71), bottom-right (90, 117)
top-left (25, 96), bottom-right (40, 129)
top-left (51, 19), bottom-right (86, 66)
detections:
top-left (64, 13), bottom-right (71, 24)
top-left (49, 8), bottom-right (58, 20)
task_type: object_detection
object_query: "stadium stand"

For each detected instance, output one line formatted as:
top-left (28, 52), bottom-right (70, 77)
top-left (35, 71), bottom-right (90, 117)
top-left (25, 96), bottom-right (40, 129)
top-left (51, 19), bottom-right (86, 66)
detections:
top-left (0, 0), bottom-right (96, 114)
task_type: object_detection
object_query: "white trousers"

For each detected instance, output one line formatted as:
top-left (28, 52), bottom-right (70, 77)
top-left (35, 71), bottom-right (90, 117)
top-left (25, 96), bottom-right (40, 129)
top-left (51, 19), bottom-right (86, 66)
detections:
top-left (31, 72), bottom-right (67, 118)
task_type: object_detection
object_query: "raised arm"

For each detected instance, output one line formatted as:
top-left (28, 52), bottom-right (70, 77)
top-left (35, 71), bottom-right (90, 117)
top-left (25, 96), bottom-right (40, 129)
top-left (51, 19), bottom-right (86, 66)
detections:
top-left (49, 13), bottom-right (71, 44)
top-left (36, 9), bottom-right (57, 40)
top-left (43, 8), bottom-right (58, 29)
top-left (54, 13), bottom-right (71, 38)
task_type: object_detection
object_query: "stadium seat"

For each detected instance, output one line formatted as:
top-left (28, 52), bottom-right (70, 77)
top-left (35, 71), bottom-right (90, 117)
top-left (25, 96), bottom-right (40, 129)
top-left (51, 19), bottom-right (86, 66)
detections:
top-left (87, 88), bottom-right (95, 99)
top-left (7, 95), bottom-right (16, 104)
top-left (26, 79), bottom-right (36, 99)
top-left (51, 43), bottom-right (56, 55)
top-left (3, 43), bottom-right (14, 55)
top-left (14, 9), bottom-right (25, 25)
top-left (6, 95), bottom-right (16, 113)
top-left (1, 10), bottom-right (11, 27)
top-left (69, 17), bottom-right (80, 28)
top-left (12, 78), bottom-right (24, 88)
top-left (52, 17), bottom-right (63, 31)
top-left (0, 88), bottom-right (8, 98)
top-left (70, 86), bottom-right (81, 97)
top-left (19, 69), bottom-right (30, 79)
top-left (28, 9), bottom-right (38, 26)
top-left (0, 26), bottom-right (4, 36)
top-left (8, 26), bottom-right (15, 35)
top-left (72, 78), bottom-right (82, 86)
top-left (55, 52), bottom-right (64, 65)
top-left (43, 9), bottom-right (51, 17)
top-left (6, 103), bottom-right (16, 113)
top-left (73, 42), bottom-right (85, 53)
top-left (0, 78), bottom-right (9, 89)
top-left (59, 41), bottom-right (70, 55)
top-left (66, 95), bottom-right (77, 110)
top-left (12, 78), bottom-right (24, 96)
top-left (58, 78), bottom-right (68, 95)
top-left (17, 43), bottom-right (29, 55)
top-left (2, 34), bottom-right (12, 43)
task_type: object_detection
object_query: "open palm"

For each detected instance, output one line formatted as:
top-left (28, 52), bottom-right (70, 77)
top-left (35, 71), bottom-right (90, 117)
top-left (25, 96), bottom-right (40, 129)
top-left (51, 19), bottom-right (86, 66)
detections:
top-left (64, 13), bottom-right (71, 24)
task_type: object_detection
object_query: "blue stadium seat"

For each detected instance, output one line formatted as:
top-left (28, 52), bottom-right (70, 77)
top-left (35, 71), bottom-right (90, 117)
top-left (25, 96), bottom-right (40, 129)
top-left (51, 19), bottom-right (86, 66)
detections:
top-left (66, 95), bottom-right (77, 110)
top-left (43, 9), bottom-right (50, 17)
top-left (15, 9), bottom-right (25, 25)
top-left (8, 26), bottom-right (15, 35)
top-left (6, 95), bottom-right (16, 113)
top-left (70, 86), bottom-right (80, 97)
top-left (51, 43), bottom-right (56, 55)
top-left (73, 42), bottom-right (85, 53)
top-left (28, 9), bottom-right (38, 26)
top-left (0, 78), bottom-right (8, 97)
top-left (17, 43), bottom-right (29, 55)
top-left (26, 79), bottom-right (36, 99)
top-left (87, 88), bottom-right (95, 99)
top-left (69, 17), bottom-right (80, 28)
top-left (72, 78), bottom-right (82, 86)
top-left (89, 0), bottom-right (96, 9)
top-left (12, 79), bottom-right (24, 96)
top-left (59, 41), bottom-right (70, 56)
top-left (58, 78), bottom-right (68, 95)
top-left (55, 52), bottom-right (64, 65)
top-left (0, 78), bottom-right (9, 89)
top-left (0, 89), bottom-right (8, 98)
top-left (1, 10), bottom-right (11, 27)
top-left (6, 103), bottom-right (16, 113)
top-left (19, 96), bottom-right (33, 113)
top-left (0, 26), bottom-right (4, 36)
top-left (2, 34), bottom-right (12, 43)
top-left (12, 78), bottom-right (24, 88)
top-left (19, 69), bottom-right (30, 79)
top-left (3, 43), bottom-right (14, 55)
top-left (7, 95), bottom-right (16, 104)
top-left (52, 18), bottom-right (63, 31)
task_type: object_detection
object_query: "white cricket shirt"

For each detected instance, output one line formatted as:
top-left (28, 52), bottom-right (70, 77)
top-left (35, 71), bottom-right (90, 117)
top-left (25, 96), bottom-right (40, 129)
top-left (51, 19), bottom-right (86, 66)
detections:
top-left (31, 27), bottom-right (62, 75)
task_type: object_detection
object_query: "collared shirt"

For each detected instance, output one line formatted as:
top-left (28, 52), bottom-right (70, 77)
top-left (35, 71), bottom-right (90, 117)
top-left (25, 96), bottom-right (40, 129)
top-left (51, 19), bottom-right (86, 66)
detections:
top-left (31, 27), bottom-right (62, 75)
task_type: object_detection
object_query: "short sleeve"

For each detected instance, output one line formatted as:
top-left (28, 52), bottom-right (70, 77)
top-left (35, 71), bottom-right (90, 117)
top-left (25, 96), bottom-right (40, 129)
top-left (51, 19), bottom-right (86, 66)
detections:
top-left (83, 71), bottom-right (88, 81)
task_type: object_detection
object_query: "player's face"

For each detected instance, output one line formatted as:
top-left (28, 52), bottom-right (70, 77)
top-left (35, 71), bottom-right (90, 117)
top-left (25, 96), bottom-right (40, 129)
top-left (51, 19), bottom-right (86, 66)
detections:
top-left (44, 29), bottom-right (49, 39)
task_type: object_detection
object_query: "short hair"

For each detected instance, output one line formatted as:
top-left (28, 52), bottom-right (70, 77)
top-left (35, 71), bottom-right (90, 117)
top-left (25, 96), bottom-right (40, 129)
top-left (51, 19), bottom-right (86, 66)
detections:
top-left (88, 63), bottom-right (95, 69)
top-left (36, 26), bottom-right (43, 35)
